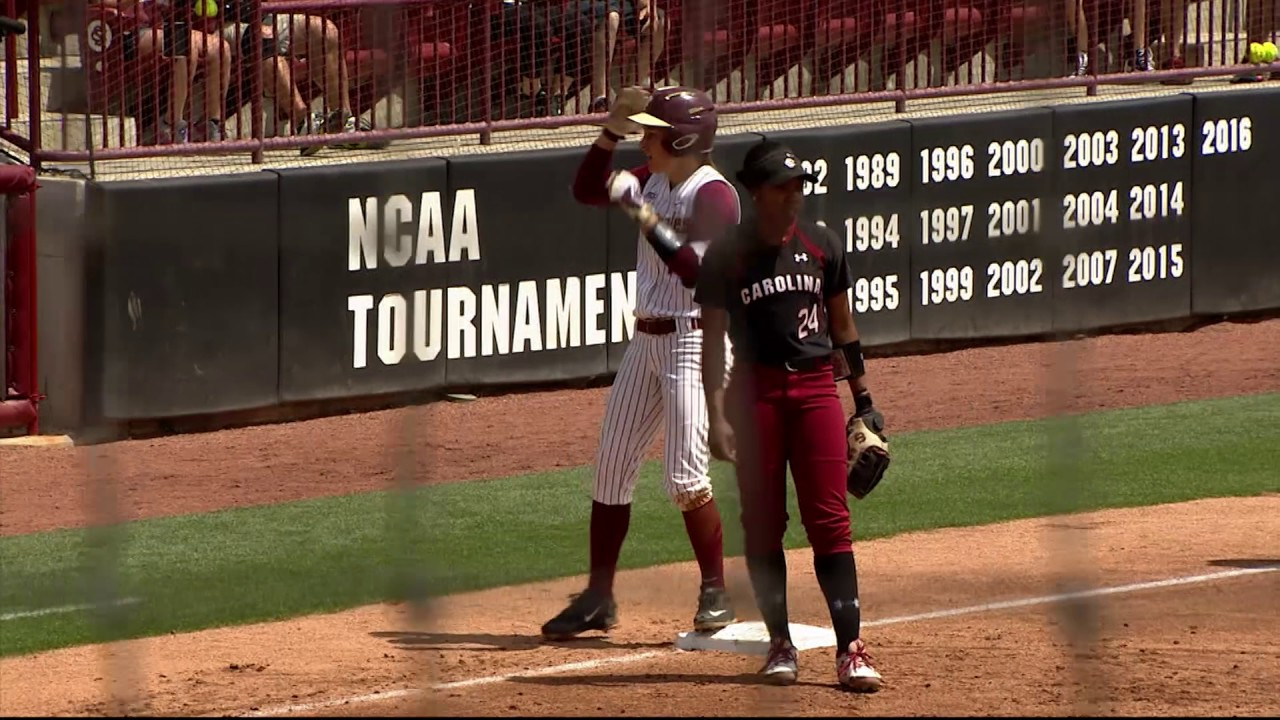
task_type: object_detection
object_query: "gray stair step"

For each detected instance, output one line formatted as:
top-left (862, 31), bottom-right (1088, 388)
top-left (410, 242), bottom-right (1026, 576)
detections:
top-left (15, 32), bottom-right (80, 59)
top-left (0, 55), bottom-right (88, 117)
top-left (5, 113), bottom-right (137, 153)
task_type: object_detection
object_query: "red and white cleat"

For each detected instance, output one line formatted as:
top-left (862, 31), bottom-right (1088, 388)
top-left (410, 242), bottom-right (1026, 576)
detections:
top-left (760, 637), bottom-right (799, 686)
top-left (836, 638), bottom-right (882, 692)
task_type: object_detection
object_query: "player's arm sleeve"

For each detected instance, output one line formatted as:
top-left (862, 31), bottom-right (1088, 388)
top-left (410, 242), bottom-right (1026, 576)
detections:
top-left (572, 143), bottom-right (650, 206)
top-left (693, 242), bottom-right (729, 309)
top-left (660, 180), bottom-right (740, 289)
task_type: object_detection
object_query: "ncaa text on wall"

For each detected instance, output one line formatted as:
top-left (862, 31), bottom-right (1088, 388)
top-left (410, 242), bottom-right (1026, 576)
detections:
top-left (345, 189), bottom-right (639, 369)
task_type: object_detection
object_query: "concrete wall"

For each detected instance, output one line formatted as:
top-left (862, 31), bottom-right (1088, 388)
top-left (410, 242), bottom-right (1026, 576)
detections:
top-left (34, 176), bottom-right (90, 437)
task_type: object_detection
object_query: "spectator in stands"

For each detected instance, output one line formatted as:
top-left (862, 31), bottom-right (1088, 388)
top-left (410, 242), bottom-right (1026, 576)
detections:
top-left (1234, 0), bottom-right (1279, 82)
top-left (1168, 0), bottom-right (1189, 65)
top-left (1065, 0), bottom-right (1093, 76)
top-left (1130, 0), bottom-right (1153, 70)
top-left (105, 0), bottom-right (233, 144)
top-left (218, 8), bottom-right (382, 156)
top-left (1155, 0), bottom-right (1189, 75)
top-left (491, 0), bottom-right (591, 117)
top-left (577, 0), bottom-right (667, 113)
top-left (679, 0), bottom-right (718, 89)
top-left (1126, 0), bottom-right (1193, 79)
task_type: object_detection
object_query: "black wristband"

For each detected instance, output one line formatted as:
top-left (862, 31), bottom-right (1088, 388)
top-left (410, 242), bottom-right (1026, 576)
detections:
top-left (832, 340), bottom-right (866, 381)
top-left (645, 222), bottom-right (682, 260)
top-left (602, 128), bottom-right (623, 142)
top-left (854, 391), bottom-right (874, 416)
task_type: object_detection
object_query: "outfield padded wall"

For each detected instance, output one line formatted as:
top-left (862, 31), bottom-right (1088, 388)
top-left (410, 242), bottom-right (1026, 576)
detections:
top-left (46, 87), bottom-right (1280, 428)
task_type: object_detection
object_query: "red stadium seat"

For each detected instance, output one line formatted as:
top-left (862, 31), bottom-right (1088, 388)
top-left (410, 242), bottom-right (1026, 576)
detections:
top-left (750, 0), bottom-right (809, 96)
top-left (992, 0), bottom-right (1053, 77)
top-left (403, 0), bottom-right (462, 122)
top-left (280, 3), bottom-right (454, 125)
top-left (811, 0), bottom-right (919, 90)
top-left (815, 0), bottom-right (985, 89)
top-left (655, 0), bottom-right (804, 97)
top-left (997, 0), bottom-right (1052, 41)
top-left (921, 0), bottom-right (987, 81)
top-left (405, 2), bottom-right (457, 78)
top-left (754, 0), bottom-right (805, 57)
top-left (658, 0), bottom-right (748, 89)
top-left (814, 0), bottom-right (922, 53)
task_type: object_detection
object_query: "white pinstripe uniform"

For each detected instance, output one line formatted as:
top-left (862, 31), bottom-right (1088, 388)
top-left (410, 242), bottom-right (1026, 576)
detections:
top-left (593, 164), bottom-right (741, 508)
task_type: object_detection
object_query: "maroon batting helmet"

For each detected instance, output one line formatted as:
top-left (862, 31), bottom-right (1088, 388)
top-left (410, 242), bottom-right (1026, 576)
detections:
top-left (628, 86), bottom-right (718, 157)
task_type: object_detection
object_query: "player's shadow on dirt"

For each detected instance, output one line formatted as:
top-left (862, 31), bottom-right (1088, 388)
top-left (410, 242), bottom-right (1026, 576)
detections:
top-left (369, 630), bottom-right (669, 652)
top-left (1207, 558), bottom-right (1280, 569)
top-left (508, 672), bottom-right (829, 688)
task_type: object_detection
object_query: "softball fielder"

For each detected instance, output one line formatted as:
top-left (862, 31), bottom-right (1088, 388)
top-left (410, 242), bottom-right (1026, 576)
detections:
top-left (541, 86), bottom-right (742, 640)
top-left (697, 140), bottom-right (888, 691)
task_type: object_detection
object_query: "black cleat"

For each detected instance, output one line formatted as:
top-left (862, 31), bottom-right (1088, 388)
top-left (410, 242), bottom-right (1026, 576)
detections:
top-left (693, 584), bottom-right (736, 632)
top-left (541, 588), bottom-right (618, 640)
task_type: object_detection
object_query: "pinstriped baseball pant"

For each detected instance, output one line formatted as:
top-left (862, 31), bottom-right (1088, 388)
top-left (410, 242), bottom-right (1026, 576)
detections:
top-left (592, 321), bottom-right (728, 507)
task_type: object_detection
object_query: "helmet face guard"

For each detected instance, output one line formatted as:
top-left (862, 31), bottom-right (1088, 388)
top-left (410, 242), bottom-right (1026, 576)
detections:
top-left (629, 87), bottom-right (718, 157)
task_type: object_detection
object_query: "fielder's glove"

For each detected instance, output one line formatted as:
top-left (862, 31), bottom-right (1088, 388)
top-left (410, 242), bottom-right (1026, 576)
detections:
top-left (603, 86), bottom-right (652, 137)
top-left (846, 392), bottom-right (890, 500)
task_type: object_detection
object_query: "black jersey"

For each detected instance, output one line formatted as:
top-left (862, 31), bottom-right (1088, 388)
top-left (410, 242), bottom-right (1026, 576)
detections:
top-left (695, 219), bottom-right (852, 366)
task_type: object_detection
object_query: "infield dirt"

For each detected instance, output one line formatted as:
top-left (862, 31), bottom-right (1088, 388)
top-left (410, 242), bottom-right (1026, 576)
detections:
top-left (0, 318), bottom-right (1277, 716)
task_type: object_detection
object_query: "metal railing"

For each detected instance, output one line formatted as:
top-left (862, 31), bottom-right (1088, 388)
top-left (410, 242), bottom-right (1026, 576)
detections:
top-left (0, 164), bottom-right (38, 436)
top-left (2, 0), bottom-right (1278, 167)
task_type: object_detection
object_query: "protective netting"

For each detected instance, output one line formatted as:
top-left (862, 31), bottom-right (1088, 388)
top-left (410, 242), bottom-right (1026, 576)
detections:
top-left (0, 195), bottom-right (7, 419)
top-left (2, 7), bottom-right (1280, 712)
top-left (4, 0), bottom-right (1277, 177)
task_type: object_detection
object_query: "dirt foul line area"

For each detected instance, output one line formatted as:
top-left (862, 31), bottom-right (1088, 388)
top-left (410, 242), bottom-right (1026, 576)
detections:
top-left (3, 496), bottom-right (1276, 717)
top-left (2, 320), bottom-right (1277, 717)
top-left (244, 564), bottom-right (1279, 718)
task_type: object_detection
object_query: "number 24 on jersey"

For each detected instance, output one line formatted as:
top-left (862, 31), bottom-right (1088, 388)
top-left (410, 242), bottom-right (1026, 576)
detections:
top-left (797, 302), bottom-right (821, 339)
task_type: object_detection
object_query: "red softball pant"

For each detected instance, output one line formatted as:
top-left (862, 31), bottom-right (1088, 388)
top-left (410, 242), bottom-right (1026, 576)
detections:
top-left (727, 360), bottom-right (853, 557)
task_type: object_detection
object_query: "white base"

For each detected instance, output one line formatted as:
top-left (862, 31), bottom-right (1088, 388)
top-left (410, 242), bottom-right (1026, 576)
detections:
top-left (0, 434), bottom-right (74, 447)
top-left (675, 621), bottom-right (837, 655)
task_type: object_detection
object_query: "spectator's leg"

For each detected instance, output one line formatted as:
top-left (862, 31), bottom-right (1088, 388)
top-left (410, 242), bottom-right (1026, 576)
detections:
top-left (1132, 0), bottom-right (1152, 70)
top-left (1160, 0), bottom-right (1187, 64)
top-left (1064, 0), bottom-right (1090, 75)
top-left (683, 0), bottom-right (717, 89)
top-left (185, 30), bottom-right (231, 140)
top-left (525, 4), bottom-right (568, 116)
top-left (290, 15), bottom-right (354, 122)
top-left (535, 68), bottom-right (572, 115)
top-left (263, 55), bottom-right (328, 156)
top-left (519, 77), bottom-right (544, 96)
top-left (637, 7), bottom-right (666, 89)
top-left (590, 9), bottom-right (623, 110)
top-left (1155, 0), bottom-right (1192, 84)
top-left (291, 14), bottom-right (386, 148)
top-left (262, 55), bottom-right (314, 129)
top-left (137, 27), bottom-right (191, 143)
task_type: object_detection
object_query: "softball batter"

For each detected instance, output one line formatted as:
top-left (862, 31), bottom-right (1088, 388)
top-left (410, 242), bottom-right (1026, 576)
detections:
top-left (696, 140), bottom-right (889, 691)
top-left (541, 86), bottom-right (742, 640)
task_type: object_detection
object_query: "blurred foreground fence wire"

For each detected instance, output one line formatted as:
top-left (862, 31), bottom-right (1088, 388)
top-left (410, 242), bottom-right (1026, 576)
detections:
top-left (2, 0), bottom-right (1277, 168)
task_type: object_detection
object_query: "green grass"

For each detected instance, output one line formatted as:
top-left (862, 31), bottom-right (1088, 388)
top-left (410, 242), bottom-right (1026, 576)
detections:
top-left (1, 393), bottom-right (1277, 658)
